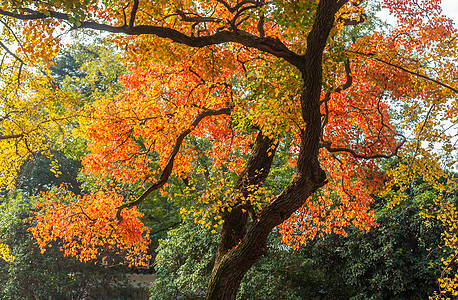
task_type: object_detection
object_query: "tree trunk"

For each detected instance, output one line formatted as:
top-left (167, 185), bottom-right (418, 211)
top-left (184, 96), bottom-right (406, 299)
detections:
top-left (207, 175), bottom-right (325, 299)
top-left (206, 0), bottom-right (345, 298)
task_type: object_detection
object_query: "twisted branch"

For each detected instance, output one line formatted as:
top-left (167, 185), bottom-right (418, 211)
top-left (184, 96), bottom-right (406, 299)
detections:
top-left (115, 107), bottom-right (231, 222)
top-left (0, 7), bottom-right (302, 68)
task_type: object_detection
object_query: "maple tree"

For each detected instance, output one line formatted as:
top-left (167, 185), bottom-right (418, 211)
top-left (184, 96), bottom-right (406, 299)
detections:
top-left (0, 0), bottom-right (457, 298)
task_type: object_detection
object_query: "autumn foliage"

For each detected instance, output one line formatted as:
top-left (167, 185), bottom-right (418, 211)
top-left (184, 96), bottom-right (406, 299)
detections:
top-left (30, 187), bottom-right (150, 267)
top-left (0, 242), bottom-right (14, 262)
top-left (0, 0), bottom-right (457, 298)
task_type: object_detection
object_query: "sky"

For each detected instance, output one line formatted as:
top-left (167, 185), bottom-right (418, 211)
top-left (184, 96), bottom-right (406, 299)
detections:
top-left (442, 0), bottom-right (458, 23)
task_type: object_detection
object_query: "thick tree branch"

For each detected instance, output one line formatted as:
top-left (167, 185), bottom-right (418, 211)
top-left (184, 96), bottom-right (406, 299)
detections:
top-left (335, 59), bottom-right (353, 93)
top-left (128, 0), bottom-right (139, 28)
top-left (214, 132), bottom-right (277, 266)
top-left (115, 107), bottom-right (231, 222)
top-left (336, 0), bottom-right (349, 7)
top-left (175, 10), bottom-right (222, 23)
top-left (255, 0), bottom-right (345, 241)
top-left (235, 133), bottom-right (277, 195)
top-left (321, 139), bottom-right (405, 159)
top-left (338, 15), bottom-right (367, 26)
top-left (0, 8), bottom-right (69, 20)
top-left (0, 8), bottom-right (302, 68)
top-left (321, 58), bottom-right (353, 136)
top-left (0, 133), bottom-right (23, 140)
top-left (88, 26), bottom-right (302, 66)
top-left (257, 14), bottom-right (265, 37)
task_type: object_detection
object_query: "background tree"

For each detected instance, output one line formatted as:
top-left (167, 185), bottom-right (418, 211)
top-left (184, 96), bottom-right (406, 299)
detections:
top-left (0, 0), bottom-right (456, 298)
top-left (16, 151), bottom-right (82, 196)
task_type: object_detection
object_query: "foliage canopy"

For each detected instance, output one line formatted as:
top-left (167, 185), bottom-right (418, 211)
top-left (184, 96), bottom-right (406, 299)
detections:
top-left (0, 0), bottom-right (457, 298)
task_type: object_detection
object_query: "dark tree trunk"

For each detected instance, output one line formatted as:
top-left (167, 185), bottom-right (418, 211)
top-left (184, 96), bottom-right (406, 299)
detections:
top-left (214, 133), bottom-right (276, 267)
top-left (206, 0), bottom-right (346, 298)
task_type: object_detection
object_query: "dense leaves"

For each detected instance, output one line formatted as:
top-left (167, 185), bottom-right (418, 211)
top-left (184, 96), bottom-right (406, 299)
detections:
top-left (31, 187), bottom-right (151, 267)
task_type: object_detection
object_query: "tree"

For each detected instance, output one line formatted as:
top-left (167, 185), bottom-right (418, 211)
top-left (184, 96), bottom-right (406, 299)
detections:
top-left (0, 0), bottom-right (457, 298)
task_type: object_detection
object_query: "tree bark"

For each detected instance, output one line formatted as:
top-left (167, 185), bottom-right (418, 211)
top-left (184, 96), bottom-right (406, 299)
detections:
top-left (214, 133), bottom-right (276, 267)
